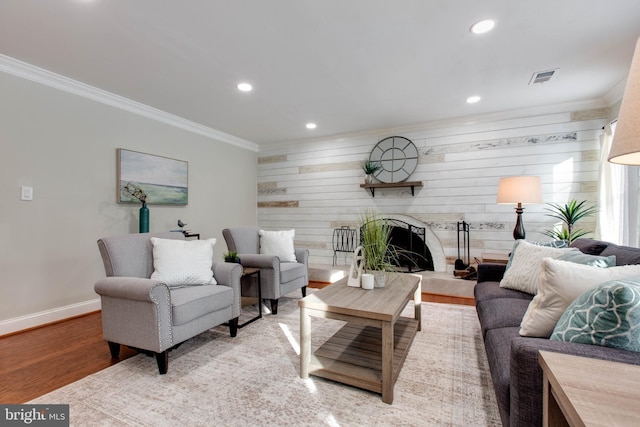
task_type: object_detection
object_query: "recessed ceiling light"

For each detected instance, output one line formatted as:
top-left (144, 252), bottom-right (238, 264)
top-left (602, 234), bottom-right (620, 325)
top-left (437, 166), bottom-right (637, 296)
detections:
top-left (470, 19), bottom-right (495, 35)
top-left (466, 95), bottom-right (481, 104)
top-left (306, 123), bottom-right (317, 129)
top-left (236, 82), bottom-right (253, 92)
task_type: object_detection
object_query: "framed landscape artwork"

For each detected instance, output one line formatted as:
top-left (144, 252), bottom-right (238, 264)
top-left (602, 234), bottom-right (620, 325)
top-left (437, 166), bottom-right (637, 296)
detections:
top-left (117, 148), bottom-right (188, 205)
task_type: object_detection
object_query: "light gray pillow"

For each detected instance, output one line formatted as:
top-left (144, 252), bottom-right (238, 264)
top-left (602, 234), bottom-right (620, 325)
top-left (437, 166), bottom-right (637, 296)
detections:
top-left (557, 251), bottom-right (616, 268)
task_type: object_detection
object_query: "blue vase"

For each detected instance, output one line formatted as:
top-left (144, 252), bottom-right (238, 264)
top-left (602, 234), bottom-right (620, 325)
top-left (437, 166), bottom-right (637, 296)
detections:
top-left (139, 202), bottom-right (149, 233)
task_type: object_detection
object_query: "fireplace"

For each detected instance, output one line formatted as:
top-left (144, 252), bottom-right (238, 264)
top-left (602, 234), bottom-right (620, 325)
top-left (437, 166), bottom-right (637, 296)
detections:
top-left (356, 215), bottom-right (445, 272)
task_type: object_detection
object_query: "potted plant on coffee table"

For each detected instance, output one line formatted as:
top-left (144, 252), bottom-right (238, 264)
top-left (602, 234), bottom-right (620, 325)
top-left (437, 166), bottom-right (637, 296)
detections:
top-left (359, 210), bottom-right (398, 287)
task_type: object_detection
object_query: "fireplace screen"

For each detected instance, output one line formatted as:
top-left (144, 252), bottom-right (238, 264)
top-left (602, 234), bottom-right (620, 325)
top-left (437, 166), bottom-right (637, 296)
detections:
top-left (360, 219), bottom-right (434, 272)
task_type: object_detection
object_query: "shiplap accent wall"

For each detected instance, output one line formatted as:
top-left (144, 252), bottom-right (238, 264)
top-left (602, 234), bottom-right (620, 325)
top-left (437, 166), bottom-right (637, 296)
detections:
top-left (257, 107), bottom-right (607, 270)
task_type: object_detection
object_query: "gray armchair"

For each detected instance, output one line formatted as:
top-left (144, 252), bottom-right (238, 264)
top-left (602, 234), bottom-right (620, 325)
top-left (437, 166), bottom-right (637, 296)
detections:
top-left (222, 227), bottom-right (309, 314)
top-left (94, 232), bottom-right (242, 374)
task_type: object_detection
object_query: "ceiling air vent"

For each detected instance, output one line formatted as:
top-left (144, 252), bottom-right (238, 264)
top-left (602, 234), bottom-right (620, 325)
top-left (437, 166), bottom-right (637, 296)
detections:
top-left (529, 69), bottom-right (558, 85)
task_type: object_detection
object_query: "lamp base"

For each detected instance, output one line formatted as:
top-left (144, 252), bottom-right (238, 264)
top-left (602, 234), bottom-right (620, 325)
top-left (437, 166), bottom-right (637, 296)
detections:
top-left (513, 205), bottom-right (525, 240)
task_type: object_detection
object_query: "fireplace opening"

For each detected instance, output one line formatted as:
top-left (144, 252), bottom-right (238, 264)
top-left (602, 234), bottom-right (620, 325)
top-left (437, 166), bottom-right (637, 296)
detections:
top-left (361, 218), bottom-right (434, 273)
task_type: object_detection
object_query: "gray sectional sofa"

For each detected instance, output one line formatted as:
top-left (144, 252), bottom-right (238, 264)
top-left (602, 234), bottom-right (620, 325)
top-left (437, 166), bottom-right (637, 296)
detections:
top-left (475, 238), bottom-right (640, 427)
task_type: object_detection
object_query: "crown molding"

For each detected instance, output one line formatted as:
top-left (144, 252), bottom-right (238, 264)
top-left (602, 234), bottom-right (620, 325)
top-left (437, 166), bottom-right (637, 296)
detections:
top-left (0, 54), bottom-right (259, 152)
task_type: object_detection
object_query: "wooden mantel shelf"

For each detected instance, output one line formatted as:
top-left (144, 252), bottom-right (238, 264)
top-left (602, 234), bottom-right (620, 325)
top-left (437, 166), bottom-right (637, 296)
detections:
top-left (360, 181), bottom-right (423, 197)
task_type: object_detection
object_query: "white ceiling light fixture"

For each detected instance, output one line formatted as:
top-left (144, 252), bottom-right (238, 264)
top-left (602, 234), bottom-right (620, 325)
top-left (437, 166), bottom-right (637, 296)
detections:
top-left (466, 95), bottom-right (481, 104)
top-left (236, 82), bottom-right (253, 92)
top-left (306, 123), bottom-right (317, 129)
top-left (470, 19), bottom-right (495, 35)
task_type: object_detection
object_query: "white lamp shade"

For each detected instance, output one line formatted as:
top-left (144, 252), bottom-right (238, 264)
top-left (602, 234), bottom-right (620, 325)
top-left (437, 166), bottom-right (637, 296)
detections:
top-left (609, 37), bottom-right (640, 165)
top-left (497, 176), bottom-right (543, 204)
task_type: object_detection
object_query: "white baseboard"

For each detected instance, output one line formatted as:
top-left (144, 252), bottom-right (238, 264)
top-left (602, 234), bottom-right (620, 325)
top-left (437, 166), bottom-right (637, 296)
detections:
top-left (0, 298), bottom-right (102, 336)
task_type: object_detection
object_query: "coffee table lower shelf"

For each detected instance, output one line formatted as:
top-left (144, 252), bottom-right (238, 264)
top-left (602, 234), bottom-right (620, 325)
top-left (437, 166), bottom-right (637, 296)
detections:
top-left (308, 318), bottom-right (419, 394)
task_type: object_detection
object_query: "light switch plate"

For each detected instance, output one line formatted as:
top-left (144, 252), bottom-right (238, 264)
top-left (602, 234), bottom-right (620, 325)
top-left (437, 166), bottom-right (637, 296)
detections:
top-left (21, 186), bottom-right (33, 201)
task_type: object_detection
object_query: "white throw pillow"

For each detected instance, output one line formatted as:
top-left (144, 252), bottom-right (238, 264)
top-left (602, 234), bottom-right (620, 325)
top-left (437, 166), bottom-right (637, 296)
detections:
top-left (519, 258), bottom-right (640, 337)
top-left (499, 240), bottom-right (577, 294)
top-left (150, 237), bottom-right (217, 287)
top-left (259, 229), bottom-right (296, 262)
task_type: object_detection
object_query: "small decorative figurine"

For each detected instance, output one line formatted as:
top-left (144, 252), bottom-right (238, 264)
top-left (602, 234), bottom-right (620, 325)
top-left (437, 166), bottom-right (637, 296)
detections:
top-left (347, 246), bottom-right (364, 287)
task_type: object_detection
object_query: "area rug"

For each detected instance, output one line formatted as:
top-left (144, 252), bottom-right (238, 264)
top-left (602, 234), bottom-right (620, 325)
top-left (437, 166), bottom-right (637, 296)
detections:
top-left (30, 293), bottom-right (500, 426)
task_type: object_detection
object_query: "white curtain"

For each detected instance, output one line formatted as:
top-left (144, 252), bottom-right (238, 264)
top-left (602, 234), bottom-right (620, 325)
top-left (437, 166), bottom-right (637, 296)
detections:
top-left (596, 121), bottom-right (639, 246)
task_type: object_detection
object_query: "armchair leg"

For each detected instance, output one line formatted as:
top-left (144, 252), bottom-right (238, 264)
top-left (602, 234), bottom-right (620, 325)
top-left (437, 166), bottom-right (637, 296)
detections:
top-left (270, 299), bottom-right (279, 315)
top-left (155, 350), bottom-right (169, 375)
top-left (229, 317), bottom-right (238, 337)
top-left (107, 341), bottom-right (120, 358)
top-left (301, 286), bottom-right (307, 297)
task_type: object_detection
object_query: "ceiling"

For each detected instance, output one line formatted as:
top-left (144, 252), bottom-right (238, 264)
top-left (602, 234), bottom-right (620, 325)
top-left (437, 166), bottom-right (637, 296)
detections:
top-left (2, 1), bottom-right (640, 147)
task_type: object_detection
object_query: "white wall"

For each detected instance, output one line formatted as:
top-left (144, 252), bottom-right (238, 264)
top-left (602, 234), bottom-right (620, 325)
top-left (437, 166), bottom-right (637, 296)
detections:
top-left (257, 104), bottom-right (607, 269)
top-left (0, 72), bottom-right (257, 333)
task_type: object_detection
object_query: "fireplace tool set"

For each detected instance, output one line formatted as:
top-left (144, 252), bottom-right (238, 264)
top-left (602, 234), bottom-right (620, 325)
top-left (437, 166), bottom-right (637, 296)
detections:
top-left (454, 221), bottom-right (476, 280)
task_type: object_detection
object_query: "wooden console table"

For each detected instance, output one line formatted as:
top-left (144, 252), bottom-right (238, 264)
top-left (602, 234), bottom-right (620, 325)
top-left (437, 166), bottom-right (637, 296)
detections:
top-left (299, 273), bottom-right (421, 404)
top-left (539, 350), bottom-right (640, 426)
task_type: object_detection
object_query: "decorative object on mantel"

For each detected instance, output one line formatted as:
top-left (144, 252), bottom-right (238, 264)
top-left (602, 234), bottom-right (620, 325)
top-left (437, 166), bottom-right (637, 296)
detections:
top-left (541, 199), bottom-right (598, 244)
top-left (122, 182), bottom-right (149, 233)
top-left (359, 210), bottom-right (399, 288)
top-left (608, 36), bottom-right (640, 165)
top-left (369, 136), bottom-right (419, 183)
top-left (496, 176), bottom-right (543, 240)
top-left (361, 160), bottom-right (382, 184)
top-left (347, 246), bottom-right (364, 287)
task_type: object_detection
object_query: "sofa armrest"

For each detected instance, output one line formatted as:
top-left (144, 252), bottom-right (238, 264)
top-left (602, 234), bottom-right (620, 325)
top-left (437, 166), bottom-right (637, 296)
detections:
top-left (477, 263), bottom-right (507, 283)
top-left (94, 277), bottom-right (172, 352)
top-left (238, 253), bottom-right (280, 269)
top-left (510, 336), bottom-right (640, 427)
top-left (94, 277), bottom-right (168, 302)
top-left (295, 248), bottom-right (309, 266)
top-left (213, 262), bottom-right (243, 318)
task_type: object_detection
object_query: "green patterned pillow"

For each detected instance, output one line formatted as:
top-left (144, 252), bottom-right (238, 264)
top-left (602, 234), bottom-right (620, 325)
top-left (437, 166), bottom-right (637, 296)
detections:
top-left (550, 279), bottom-right (640, 352)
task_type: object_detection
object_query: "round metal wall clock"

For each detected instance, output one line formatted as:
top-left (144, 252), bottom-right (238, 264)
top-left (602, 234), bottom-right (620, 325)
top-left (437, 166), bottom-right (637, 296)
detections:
top-left (369, 136), bottom-right (419, 183)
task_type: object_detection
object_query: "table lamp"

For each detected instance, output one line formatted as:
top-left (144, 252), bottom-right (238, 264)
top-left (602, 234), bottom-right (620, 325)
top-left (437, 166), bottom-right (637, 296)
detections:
top-left (608, 37), bottom-right (640, 165)
top-left (497, 176), bottom-right (543, 240)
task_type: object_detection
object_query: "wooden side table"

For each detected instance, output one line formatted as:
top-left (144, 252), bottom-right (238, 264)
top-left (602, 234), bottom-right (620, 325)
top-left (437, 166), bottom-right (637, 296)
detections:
top-left (238, 267), bottom-right (261, 328)
top-left (539, 350), bottom-right (640, 426)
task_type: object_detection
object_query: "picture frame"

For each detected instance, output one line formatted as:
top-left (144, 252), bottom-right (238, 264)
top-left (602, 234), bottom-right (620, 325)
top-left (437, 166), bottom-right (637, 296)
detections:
top-left (117, 148), bottom-right (188, 205)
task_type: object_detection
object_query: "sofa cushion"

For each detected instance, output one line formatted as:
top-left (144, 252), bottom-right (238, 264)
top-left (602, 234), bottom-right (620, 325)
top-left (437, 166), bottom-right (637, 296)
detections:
top-left (500, 240), bottom-right (576, 294)
top-left (150, 237), bottom-right (217, 287)
top-left (170, 285), bottom-right (234, 326)
top-left (519, 258), bottom-right (640, 337)
top-left (280, 262), bottom-right (306, 283)
top-left (259, 229), bottom-right (297, 262)
top-left (477, 298), bottom-right (531, 339)
top-left (484, 327), bottom-right (521, 427)
top-left (600, 243), bottom-right (640, 266)
top-left (551, 279), bottom-right (640, 352)
top-left (474, 280), bottom-right (534, 303)
top-left (570, 238), bottom-right (609, 255)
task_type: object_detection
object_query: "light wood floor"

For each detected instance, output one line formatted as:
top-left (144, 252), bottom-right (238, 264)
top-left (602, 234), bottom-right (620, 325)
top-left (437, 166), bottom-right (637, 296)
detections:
top-left (0, 283), bottom-right (472, 404)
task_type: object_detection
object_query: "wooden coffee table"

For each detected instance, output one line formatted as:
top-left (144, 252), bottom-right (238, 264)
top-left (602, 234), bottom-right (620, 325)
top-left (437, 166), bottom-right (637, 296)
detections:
top-left (299, 273), bottom-right (421, 404)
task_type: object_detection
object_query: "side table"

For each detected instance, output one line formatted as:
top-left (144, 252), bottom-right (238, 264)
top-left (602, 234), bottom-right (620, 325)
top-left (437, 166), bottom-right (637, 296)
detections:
top-left (539, 350), bottom-right (640, 426)
top-left (238, 267), bottom-right (262, 328)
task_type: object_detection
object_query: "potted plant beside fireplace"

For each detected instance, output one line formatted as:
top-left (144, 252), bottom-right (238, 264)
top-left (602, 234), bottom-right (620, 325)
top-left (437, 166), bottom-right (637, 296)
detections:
top-left (359, 210), bottom-right (398, 287)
